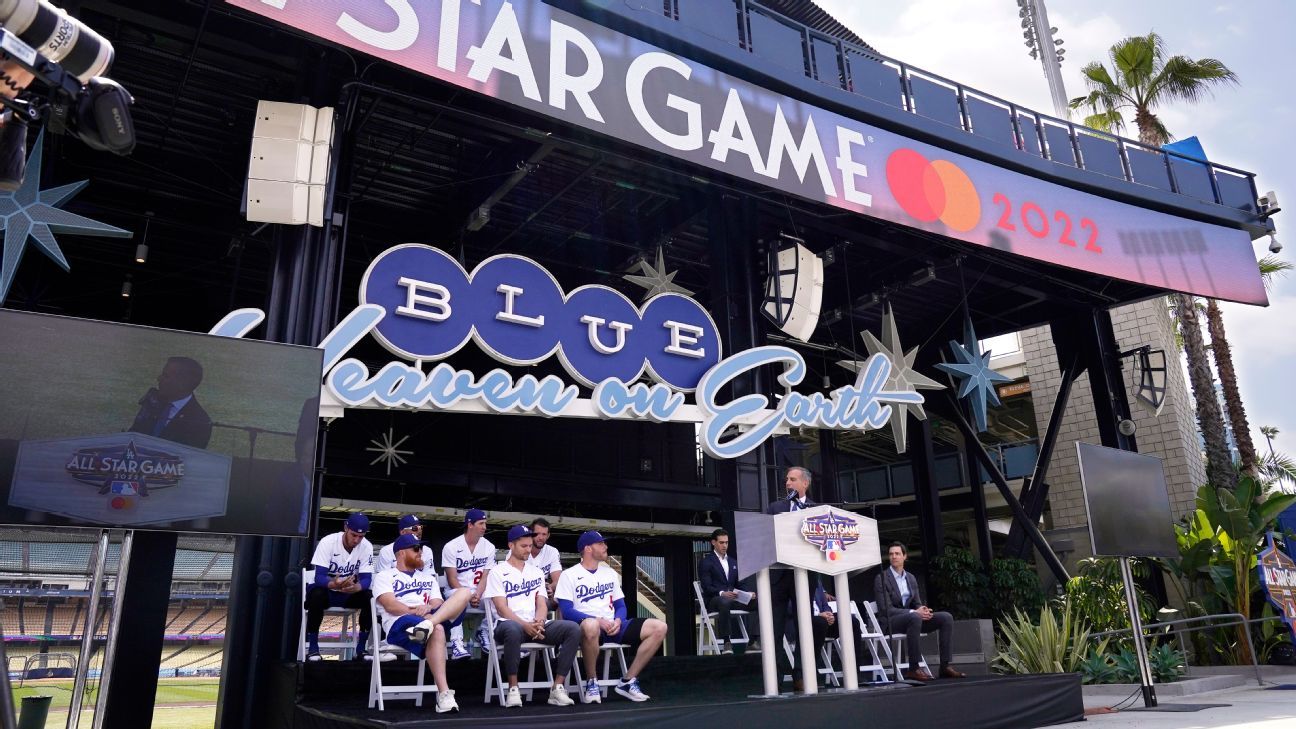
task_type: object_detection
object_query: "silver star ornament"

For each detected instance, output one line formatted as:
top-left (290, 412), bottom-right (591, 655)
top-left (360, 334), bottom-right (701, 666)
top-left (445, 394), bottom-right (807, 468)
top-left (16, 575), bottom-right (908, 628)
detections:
top-left (934, 317), bottom-right (1012, 432)
top-left (366, 427), bottom-right (413, 476)
top-left (838, 304), bottom-right (944, 453)
top-left (0, 130), bottom-right (132, 302)
top-left (623, 246), bottom-right (694, 301)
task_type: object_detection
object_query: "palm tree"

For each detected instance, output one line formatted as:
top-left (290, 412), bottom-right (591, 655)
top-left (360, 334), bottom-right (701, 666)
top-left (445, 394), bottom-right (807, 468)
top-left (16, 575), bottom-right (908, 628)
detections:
top-left (1260, 426), bottom-right (1279, 458)
top-left (1071, 33), bottom-right (1240, 488)
top-left (1206, 257), bottom-right (1293, 476)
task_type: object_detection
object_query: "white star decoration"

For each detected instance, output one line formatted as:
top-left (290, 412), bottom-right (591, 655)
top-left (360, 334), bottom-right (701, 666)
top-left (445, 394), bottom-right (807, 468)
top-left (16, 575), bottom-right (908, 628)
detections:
top-left (622, 246), bottom-right (693, 301)
top-left (365, 427), bottom-right (413, 476)
top-left (838, 304), bottom-right (944, 453)
top-left (935, 317), bottom-right (1013, 432)
top-left (0, 131), bottom-right (131, 302)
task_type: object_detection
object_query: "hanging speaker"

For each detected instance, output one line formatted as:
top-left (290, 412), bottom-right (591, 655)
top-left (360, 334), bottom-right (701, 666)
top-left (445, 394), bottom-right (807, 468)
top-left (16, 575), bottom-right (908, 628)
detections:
top-left (761, 235), bottom-right (824, 342)
top-left (1132, 347), bottom-right (1168, 415)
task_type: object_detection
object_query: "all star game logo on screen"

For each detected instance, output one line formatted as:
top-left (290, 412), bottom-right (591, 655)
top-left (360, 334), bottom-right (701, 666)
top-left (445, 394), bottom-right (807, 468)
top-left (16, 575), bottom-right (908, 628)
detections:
top-left (800, 512), bottom-right (861, 562)
top-left (64, 440), bottom-right (185, 510)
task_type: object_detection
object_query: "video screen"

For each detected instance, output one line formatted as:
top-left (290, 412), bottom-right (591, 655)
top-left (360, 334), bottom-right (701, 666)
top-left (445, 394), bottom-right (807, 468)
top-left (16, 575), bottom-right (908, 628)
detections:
top-left (0, 310), bottom-right (324, 537)
top-left (1075, 441), bottom-right (1178, 558)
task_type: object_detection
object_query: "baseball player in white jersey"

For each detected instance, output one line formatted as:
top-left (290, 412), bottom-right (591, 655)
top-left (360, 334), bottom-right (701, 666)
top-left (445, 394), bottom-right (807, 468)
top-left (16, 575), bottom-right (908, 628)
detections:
top-left (375, 514), bottom-right (434, 573)
top-left (304, 513), bottom-right (374, 661)
top-left (482, 524), bottom-right (580, 707)
top-left (373, 533), bottom-right (471, 713)
top-left (441, 508), bottom-right (495, 659)
top-left (555, 530), bottom-right (668, 703)
top-left (526, 517), bottom-right (563, 607)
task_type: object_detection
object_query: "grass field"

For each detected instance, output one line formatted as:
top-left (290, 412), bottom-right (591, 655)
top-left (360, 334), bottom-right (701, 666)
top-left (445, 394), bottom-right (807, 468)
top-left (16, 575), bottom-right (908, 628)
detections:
top-left (11, 677), bottom-right (218, 728)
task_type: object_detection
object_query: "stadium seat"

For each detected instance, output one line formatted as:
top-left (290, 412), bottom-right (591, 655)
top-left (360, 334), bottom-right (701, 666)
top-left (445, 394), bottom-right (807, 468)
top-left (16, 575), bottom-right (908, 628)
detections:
top-left (297, 569), bottom-right (359, 661)
top-left (692, 580), bottom-right (750, 655)
top-left (366, 595), bottom-right (437, 711)
top-left (864, 600), bottom-right (929, 681)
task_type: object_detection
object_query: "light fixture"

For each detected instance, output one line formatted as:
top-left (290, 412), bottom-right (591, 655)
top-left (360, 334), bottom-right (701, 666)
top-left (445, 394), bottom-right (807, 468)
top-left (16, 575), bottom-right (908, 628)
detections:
top-left (121, 276), bottom-right (132, 298)
top-left (134, 212), bottom-right (152, 263)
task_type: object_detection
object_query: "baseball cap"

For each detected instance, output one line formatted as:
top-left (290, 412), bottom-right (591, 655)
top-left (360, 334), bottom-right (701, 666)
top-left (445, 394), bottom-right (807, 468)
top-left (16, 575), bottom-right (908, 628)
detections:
top-left (507, 525), bottom-right (535, 543)
top-left (576, 530), bottom-right (607, 552)
top-left (398, 514), bottom-right (421, 531)
top-left (344, 513), bottom-right (369, 534)
top-left (464, 508), bottom-right (488, 525)
top-left (393, 533), bottom-right (422, 552)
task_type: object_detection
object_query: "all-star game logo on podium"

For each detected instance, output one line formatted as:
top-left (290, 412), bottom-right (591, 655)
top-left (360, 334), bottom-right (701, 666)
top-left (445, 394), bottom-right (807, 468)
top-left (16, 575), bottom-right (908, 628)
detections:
top-left (800, 512), bottom-right (861, 562)
top-left (1258, 532), bottom-right (1296, 640)
top-left (64, 440), bottom-right (185, 511)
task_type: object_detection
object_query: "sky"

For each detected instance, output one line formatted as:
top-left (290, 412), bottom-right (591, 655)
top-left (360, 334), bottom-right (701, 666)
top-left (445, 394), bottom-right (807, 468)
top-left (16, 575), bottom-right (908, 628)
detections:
top-left (816, 0), bottom-right (1296, 460)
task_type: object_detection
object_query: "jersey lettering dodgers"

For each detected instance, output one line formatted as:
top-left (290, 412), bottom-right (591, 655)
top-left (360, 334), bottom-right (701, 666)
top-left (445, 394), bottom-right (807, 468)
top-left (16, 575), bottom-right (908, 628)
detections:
top-left (483, 561), bottom-right (546, 623)
top-left (310, 531), bottom-right (374, 583)
top-left (526, 544), bottom-right (562, 580)
top-left (555, 563), bottom-right (623, 620)
top-left (441, 534), bottom-right (496, 586)
top-left (372, 566), bottom-right (441, 634)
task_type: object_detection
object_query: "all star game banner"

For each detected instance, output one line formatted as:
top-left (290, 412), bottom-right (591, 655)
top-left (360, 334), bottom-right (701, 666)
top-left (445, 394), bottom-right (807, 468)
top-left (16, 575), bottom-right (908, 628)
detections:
top-left (229, 0), bottom-right (1266, 305)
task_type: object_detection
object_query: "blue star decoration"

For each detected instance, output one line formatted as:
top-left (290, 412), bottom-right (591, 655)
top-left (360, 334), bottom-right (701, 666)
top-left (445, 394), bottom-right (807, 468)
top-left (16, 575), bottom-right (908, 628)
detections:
top-left (934, 317), bottom-right (1012, 432)
top-left (0, 130), bottom-right (131, 303)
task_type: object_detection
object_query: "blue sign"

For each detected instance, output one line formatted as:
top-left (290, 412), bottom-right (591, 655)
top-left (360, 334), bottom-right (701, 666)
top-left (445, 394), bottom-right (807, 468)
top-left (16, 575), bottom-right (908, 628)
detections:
top-left (359, 244), bottom-right (720, 390)
top-left (1258, 532), bottom-right (1296, 641)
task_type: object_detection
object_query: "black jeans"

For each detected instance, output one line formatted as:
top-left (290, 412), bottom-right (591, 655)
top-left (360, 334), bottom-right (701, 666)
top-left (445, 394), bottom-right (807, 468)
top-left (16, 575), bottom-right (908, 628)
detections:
top-left (304, 586), bottom-right (372, 634)
top-left (768, 570), bottom-right (818, 674)
top-left (707, 595), bottom-right (757, 641)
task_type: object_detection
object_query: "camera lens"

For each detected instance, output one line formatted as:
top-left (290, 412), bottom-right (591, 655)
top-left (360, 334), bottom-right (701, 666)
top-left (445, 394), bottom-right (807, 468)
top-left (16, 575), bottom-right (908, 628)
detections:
top-left (0, 0), bottom-right (114, 83)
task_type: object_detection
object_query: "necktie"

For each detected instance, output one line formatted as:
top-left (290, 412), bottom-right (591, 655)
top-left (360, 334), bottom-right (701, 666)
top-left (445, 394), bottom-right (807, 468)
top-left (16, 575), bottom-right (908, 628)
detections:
top-left (152, 404), bottom-right (173, 436)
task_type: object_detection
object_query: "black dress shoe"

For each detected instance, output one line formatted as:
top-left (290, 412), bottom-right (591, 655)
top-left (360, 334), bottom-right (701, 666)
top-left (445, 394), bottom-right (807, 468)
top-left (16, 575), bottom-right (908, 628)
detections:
top-left (0, 111), bottom-right (27, 192)
top-left (792, 678), bottom-right (804, 692)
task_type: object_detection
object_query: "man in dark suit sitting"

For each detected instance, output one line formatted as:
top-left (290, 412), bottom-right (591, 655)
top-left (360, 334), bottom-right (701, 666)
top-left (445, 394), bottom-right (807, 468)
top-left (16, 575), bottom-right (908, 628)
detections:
top-left (129, 356), bottom-right (212, 449)
top-left (872, 542), bottom-right (965, 681)
top-left (765, 466), bottom-right (820, 691)
top-left (698, 528), bottom-right (756, 654)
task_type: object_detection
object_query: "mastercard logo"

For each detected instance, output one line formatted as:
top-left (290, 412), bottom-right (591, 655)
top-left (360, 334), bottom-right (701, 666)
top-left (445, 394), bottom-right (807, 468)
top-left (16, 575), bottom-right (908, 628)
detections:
top-left (886, 149), bottom-right (981, 233)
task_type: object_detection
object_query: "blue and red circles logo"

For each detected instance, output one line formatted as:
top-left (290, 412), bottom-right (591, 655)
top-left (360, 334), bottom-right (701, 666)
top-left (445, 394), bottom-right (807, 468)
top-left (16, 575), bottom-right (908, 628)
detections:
top-left (885, 148), bottom-right (982, 233)
top-left (359, 244), bottom-right (721, 391)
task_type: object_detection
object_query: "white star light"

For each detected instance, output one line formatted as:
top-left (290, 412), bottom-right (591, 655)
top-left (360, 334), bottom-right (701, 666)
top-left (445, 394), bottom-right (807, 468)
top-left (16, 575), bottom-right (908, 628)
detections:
top-left (622, 246), bottom-right (694, 301)
top-left (365, 427), bottom-right (413, 476)
top-left (837, 304), bottom-right (945, 453)
top-left (0, 131), bottom-right (131, 302)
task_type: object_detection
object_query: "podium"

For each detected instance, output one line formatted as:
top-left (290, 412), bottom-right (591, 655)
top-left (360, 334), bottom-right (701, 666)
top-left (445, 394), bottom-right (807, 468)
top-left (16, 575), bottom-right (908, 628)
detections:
top-left (735, 505), bottom-right (881, 696)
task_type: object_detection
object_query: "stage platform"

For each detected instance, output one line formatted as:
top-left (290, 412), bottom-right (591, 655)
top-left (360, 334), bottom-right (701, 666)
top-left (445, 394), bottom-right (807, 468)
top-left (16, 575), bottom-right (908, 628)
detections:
top-left (286, 654), bottom-right (1083, 729)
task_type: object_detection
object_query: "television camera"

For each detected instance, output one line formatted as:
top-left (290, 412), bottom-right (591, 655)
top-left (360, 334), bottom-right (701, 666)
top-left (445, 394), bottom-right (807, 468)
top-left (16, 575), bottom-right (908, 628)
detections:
top-left (0, 0), bottom-right (136, 190)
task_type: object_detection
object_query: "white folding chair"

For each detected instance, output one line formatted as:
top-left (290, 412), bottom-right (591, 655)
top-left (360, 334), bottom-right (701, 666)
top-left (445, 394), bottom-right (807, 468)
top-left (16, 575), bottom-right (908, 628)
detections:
top-left (367, 596), bottom-right (438, 710)
top-left (692, 581), bottom-right (751, 655)
top-left (297, 568), bottom-right (359, 661)
top-left (482, 603), bottom-right (556, 706)
top-left (780, 635), bottom-right (842, 688)
top-left (851, 602), bottom-right (893, 684)
top-left (865, 600), bottom-right (929, 680)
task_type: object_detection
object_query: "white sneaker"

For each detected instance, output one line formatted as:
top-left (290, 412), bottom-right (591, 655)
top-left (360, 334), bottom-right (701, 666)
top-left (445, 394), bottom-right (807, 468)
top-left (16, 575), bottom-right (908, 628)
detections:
top-left (582, 678), bottom-right (602, 704)
top-left (305, 651), bottom-right (322, 662)
top-left (475, 624), bottom-right (492, 648)
top-left (436, 689), bottom-right (459, 713)
top-left (548, 684), bottom-right (575, 707)
top-left (407, 620), bottom-right (434, 644)
top-left (448, 639), bottom-right (471, 661)
top-left (379, 651), bottom-right (398, 662)
top-left (504, 686), bottom-right (523, 708)
top-left (615, 677), bottom-right (650, 702)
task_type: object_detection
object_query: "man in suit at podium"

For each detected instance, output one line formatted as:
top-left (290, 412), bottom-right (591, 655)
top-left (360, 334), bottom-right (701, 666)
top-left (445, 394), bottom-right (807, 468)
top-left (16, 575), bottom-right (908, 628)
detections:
top-left (128, 356), bottom-right (212, 449)
top-left (698, 528), bottom-right (756, 654)
top-left (764, 466), bottom-right (821, 690)
top-left (873, 542), bottom-right (965, 681)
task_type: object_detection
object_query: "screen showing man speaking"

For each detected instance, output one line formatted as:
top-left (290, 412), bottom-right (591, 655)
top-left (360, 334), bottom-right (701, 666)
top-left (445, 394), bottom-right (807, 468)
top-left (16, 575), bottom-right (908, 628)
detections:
top-left (0, 310), bottom-right (324, 537)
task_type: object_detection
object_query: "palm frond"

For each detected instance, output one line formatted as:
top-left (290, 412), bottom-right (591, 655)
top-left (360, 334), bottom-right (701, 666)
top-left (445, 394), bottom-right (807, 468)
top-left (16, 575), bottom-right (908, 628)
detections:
top-left (1081, 110), bottom-right (1126, 134)
top-left (1258, 255), bottom-right (1292, 290)
top-left (1152, 56), bottom-right (1239, 104)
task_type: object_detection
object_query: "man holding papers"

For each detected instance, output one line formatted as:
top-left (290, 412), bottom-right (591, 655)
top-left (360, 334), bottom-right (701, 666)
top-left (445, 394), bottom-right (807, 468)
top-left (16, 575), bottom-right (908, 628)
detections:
top-left (698, 528), bottom-right (757, 654)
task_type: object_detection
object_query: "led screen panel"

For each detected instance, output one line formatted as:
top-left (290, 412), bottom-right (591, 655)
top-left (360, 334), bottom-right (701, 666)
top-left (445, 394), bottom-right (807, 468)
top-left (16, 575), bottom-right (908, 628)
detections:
top-left (1076, 441), bottom-right (1178, 558)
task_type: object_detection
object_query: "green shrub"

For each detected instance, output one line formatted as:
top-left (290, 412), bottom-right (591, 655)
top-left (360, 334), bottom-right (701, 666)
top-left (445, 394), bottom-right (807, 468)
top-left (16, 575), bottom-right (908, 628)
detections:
top-left (993, 600), bottom-right (1104, 675)
top-left (1149, 644), bottom-right (1187, 682)
top-left (1078, 650), bottom-right (1118, 685)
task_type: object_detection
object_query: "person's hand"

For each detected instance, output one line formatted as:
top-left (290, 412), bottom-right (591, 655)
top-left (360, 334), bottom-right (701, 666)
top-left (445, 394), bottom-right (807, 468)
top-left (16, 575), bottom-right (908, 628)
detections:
top-left (412, 603), bottom-right (432, 617)
top-left (918, 606), bottom-right (934, 621)
top-left (469, 594), bottom-right (481, 608)
top-left (821, 612), bottom-right (835, 626)
top-left (825, 593), bottom-right (836, 602)
top-left (722, 591), bottom-right (737, 599)
top-left (0, 62), bottom-right (33, 103)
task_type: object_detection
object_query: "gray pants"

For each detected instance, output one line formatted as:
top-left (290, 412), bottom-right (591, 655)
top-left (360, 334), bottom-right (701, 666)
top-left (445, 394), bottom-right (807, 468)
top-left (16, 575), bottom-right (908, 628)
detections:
top-left (888, 610), bottom-right (953, 668)
top-left (494, 619), bottom-right (580, 679)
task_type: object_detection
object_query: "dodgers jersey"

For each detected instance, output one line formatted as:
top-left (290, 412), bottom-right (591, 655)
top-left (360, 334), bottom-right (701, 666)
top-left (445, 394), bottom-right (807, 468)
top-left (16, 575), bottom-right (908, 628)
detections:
top-left (310, 531), bottom-right (374, 583)
top-left (375, 543), bottom-right (435, 574)
top-left (555, 563), bottom-right (623, 620)
top-left (483, 561), bottom-right (546, 623)
top-left (527, 544), bottom-right (562, 581)
top-left (372, 567), bottom-right (442, 634)
top-left (441, 534), bottom-right (496, 586)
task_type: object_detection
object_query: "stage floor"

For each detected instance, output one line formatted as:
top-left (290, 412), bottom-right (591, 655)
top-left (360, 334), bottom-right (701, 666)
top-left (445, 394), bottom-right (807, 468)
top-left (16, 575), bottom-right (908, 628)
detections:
top-left (289, 654), bottom-right (1083, 729)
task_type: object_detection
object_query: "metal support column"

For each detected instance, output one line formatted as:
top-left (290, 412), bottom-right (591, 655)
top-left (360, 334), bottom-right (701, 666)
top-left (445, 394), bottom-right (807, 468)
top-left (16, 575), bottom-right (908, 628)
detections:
top-left (67, 530), bottom-right (108, 729)
top-left (92, 530), bottom-right (133, 729)
top-left (909, 417), bottom-right (944, 560)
